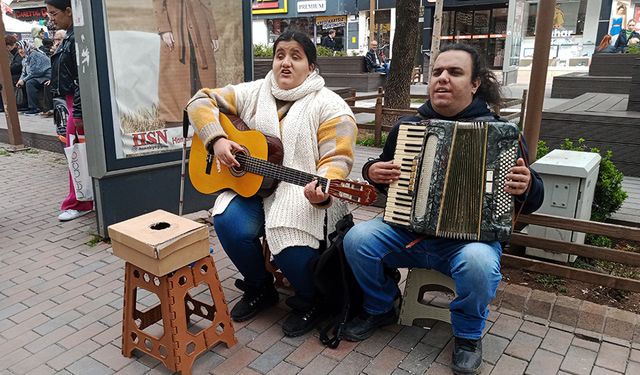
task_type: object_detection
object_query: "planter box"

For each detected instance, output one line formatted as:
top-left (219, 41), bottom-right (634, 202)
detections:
top-left (589, 53), bottom-right (639, 76)
top-left (627, 58), bottom-right (640, 111)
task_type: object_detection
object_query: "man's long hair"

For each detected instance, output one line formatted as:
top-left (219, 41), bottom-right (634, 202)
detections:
top-left (438, 43), bottom-right (503, 107)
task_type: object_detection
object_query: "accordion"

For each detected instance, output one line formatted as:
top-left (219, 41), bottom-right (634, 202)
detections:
top-left (383, 120), bottom-right (520, 242)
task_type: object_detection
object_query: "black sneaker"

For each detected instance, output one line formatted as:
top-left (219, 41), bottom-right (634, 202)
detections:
top-left (281, 296), bottom-right (326, 337)
top-left (230, 279), bottom-right (279, 322)
top-left (451, 337), bottom-right (483, 375)
top-left (341, 308), bottom-right (397, 342)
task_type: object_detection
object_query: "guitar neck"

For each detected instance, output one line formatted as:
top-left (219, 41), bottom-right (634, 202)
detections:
top-left (236, 154), bottom-right (329, 191)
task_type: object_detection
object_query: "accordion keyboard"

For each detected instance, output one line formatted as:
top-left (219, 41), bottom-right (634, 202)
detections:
top-left (383, 120), bottom-right (519, 242)
top-left (383, 123), bottom-right (427, 227)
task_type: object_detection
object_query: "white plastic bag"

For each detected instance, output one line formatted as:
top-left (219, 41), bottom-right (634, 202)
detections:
top-left (64, 136), bottom-right (94, 201)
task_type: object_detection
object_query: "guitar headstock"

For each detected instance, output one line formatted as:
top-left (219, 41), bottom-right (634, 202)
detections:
top-left (328, 180), bottom-right (378, 206)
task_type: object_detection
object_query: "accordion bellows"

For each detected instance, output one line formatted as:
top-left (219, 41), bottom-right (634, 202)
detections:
top-left (384, 120), bottom-right (519, 242)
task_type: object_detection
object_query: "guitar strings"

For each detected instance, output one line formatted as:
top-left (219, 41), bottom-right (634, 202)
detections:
top-left (235, 154), bottom-right (329, 190)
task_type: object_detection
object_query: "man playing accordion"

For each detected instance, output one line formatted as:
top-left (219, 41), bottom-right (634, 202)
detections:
top-left (341, 44), bottom-right (544, 375)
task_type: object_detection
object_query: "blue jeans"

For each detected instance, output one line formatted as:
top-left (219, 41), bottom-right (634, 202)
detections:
top-left (213, 195), bottom-right (319, 302)
top-left (374, 63), bottom-right (389, 75)
top-left (343, 217), bottom-right (502, 339)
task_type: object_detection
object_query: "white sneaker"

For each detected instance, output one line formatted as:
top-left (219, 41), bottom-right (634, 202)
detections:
top-left (58, 209), bottom-right (91, 222)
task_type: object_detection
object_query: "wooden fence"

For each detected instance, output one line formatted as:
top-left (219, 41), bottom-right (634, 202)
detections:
top-left (508, 213), bottom-right (640, 293)
top-left (344, 87), bottom-right (528, 147)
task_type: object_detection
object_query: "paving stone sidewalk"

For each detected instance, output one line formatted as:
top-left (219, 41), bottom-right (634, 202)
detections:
top-left (2, 144), bottom-right (640, 375)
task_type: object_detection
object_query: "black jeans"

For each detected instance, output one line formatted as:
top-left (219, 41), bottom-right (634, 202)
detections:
top-left (25, 79), bottom-right (45, 112)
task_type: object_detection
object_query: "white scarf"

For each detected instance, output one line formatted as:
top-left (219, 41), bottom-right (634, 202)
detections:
top-left (254, 70), bottom-right (325, 139)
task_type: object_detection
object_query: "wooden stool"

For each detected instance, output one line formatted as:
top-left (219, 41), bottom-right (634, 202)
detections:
top-left (122, 257), bottom-right (236, 375)
top-left (399, 268), bottom-right (456, 326)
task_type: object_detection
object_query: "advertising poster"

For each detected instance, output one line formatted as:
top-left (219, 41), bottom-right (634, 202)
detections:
top-left (105, 1), bottom-right (245, 158)
top-left (609, 1), bottom-right (632, 37)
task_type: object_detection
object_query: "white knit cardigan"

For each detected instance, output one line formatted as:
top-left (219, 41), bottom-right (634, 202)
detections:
top-left (211, 77), bottom-right (355, 255)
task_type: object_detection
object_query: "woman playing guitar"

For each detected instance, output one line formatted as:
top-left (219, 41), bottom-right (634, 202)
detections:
top-left (186, 31), bottom-right (357, 337)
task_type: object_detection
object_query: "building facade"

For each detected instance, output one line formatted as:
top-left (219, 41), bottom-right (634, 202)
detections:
top-left (252, 0), bottom-right (631, 83)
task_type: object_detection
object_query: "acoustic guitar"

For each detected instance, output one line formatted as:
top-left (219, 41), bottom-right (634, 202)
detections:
top-left (189, 113), bottom-right (377, 206)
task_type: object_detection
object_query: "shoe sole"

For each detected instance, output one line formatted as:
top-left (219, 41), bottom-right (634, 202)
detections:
top-left (451, 363), bottom-right (482, 375)
top-left (341, 314), bottom-right (397, 342)
top-left (58, 211), bottom-right (92, 222)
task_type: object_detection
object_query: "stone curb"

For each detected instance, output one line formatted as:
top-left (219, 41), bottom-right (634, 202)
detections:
top-left (491, 281), bottom-right (640, 345)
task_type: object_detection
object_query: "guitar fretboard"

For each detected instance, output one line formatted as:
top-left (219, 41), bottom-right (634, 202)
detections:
top-left (235, 153), bottom-right (329, 191)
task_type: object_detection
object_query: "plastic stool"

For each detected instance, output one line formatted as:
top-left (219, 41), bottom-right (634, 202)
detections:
top-left (399, 268), bottom-right (456, 325)
top-left (122, 256), bottom-right (236, 375)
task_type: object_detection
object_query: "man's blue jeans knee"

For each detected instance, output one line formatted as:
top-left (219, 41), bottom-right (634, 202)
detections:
top-left (343, 217), bottom-right (502, 339)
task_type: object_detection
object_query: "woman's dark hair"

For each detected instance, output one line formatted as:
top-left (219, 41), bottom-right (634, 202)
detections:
top-left (273, 31), bottom-right (317, 68)
top-left (44, 0), bottom-right (71, 10)
top-left (438, 43), bottom-right (502, 106)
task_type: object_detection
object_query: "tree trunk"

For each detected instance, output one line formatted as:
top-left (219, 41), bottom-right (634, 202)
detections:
top-left (383, 0), bottom-right (421, 126)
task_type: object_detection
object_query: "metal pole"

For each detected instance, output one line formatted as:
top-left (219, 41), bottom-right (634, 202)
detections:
top-left (523, 0), bottom-right (556, 163)
top-left (369, 0), bottom-right (375, 45)
top-left (0, 13), bottom-right (24, 149)
top-left (428, 0), bottom-right (444, 79)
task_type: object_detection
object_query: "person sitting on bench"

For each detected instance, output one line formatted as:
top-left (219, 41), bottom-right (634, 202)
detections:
top-left (365, 40), bottom-right (389, 74)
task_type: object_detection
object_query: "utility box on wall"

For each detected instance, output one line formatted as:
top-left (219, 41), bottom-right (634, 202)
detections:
top-left (525, 150), bottom-right (601, 263)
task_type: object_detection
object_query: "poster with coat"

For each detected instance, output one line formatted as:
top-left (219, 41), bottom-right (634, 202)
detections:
top-left (105, 0), bottom-right (244, 158)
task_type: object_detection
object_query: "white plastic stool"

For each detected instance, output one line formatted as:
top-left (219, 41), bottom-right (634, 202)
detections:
top-left (399, 268), bottom-right (457, 325)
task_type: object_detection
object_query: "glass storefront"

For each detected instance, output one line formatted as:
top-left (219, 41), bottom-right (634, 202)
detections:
top-left (519, 0), bottom-right (593, 66)
top-left (440, 7), bottom-right (508, 69)
top-left (266, 17), bottom-right (315, 44)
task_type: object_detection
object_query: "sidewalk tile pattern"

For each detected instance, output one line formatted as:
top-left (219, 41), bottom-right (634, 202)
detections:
top-left (2, 144), bottom-right (640, 374)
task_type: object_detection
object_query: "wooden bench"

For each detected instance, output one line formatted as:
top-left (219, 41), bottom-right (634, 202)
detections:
top-left (551, 73), bottom-right (631, 99)
top-left (550, 54), bottom-right (639, 99)
top-left (541, 92), bottom-right (640, 177)
top-left (253, 56), bottom-right (385, 92)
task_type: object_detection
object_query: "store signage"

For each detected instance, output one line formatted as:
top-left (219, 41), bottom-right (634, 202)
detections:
top-left (552, 29), bottom-right (574, 38)
top-left (14, 7), bottom-right (47, 22)
top-left (316, 15), bottom-right (346, 29)
top-left (298, 0), bottom-right (326, 13)
top-left (252, 0), bottom-right (288, 14)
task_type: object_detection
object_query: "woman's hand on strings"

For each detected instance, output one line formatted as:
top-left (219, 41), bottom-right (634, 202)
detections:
top-left (304, 179), bottom-right (330, 205)
top-left (211, 138), bottom-right (242, 168)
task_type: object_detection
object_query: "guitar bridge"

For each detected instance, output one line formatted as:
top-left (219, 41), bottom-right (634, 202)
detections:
top-left (205, 153), bottom-right (214, 175)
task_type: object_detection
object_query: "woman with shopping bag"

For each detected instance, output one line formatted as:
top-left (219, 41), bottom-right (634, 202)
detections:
top-left (47, 0), bottom-right (93, 221)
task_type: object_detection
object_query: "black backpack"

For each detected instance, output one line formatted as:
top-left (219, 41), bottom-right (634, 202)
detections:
top-left (313, 213), bottom-right (363, 348)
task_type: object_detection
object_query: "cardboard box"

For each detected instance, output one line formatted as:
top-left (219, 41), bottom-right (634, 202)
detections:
top-left (108, 210), bottom-right (210, 276)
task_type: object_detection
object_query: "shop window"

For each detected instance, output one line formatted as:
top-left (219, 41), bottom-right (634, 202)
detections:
top-left (474, 10), bottom-right (490, 35)
top-left (442, 11), bottom-right (456, 35)
top-left (525, 0), bottom-right (588, 37)
top-left (266, 17), bottom-right (314, 43)
top-left (490, 8), bottom-right (508, 34)
top-left (456, 10), bottom-right (474, 35)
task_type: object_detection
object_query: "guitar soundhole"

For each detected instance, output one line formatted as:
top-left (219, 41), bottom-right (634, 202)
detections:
top-left (230, 147), bottom-right (249, 177)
